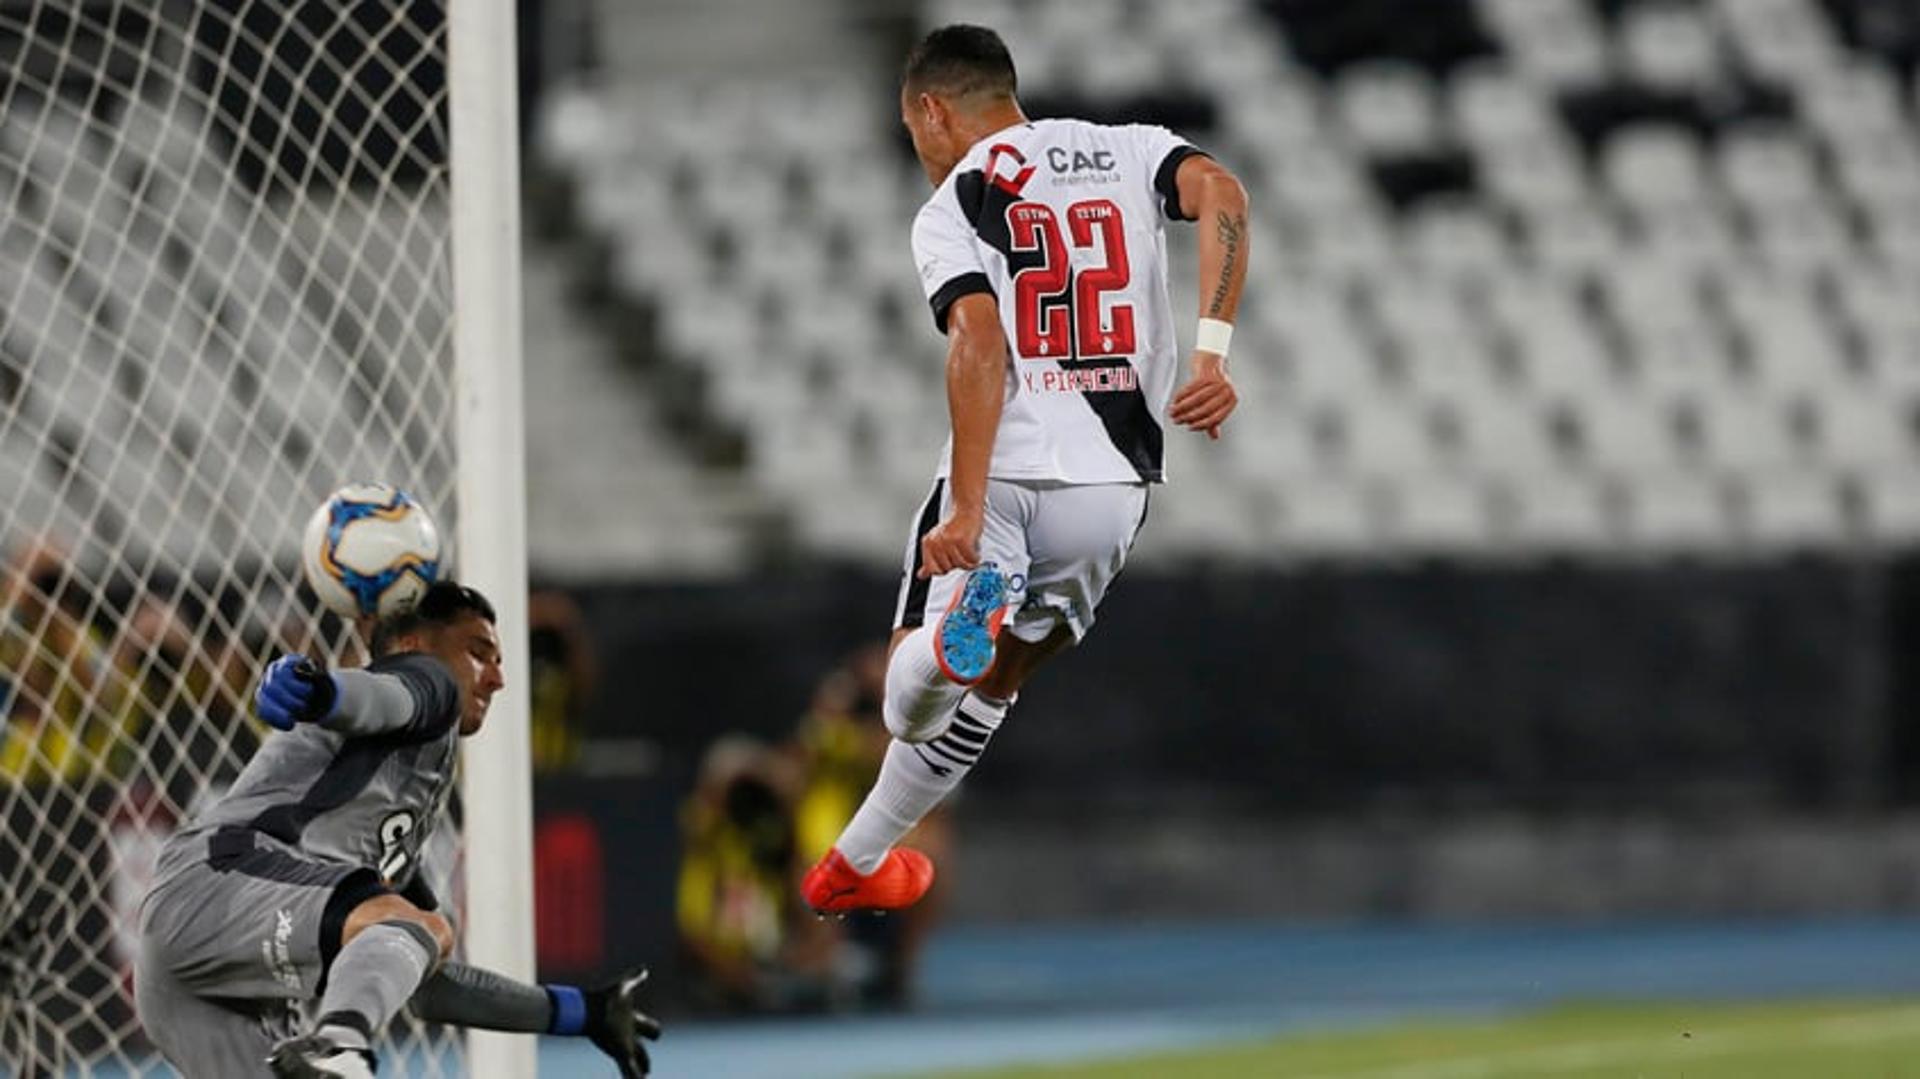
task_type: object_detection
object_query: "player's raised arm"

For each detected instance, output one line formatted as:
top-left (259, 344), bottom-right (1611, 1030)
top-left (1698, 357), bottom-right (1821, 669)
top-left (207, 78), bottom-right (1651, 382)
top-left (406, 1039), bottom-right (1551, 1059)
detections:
top-left (919, 291), bottom-right (1008, 578)
top-left (1168, 154), bottom-right (1250, 440)
top-left (254, 653), bottom-right (457, 739)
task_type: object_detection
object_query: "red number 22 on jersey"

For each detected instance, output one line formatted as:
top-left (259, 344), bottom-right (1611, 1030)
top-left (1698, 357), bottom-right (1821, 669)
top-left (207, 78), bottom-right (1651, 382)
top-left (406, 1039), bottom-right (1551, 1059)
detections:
top-left (1007, 198), bottom-right (1135, 361)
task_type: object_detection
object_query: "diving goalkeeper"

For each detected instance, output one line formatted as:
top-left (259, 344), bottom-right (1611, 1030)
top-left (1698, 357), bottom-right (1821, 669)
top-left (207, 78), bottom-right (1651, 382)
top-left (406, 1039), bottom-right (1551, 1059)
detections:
top-left (133, 581), bottom-right (659, 1077)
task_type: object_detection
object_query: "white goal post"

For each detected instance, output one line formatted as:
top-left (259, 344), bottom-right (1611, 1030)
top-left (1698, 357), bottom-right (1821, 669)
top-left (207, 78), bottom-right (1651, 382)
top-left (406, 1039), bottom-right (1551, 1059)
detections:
top-left (0, 1), bottom-right (533, 1074)
top-left (448, 0), bottom-right (536, 1077)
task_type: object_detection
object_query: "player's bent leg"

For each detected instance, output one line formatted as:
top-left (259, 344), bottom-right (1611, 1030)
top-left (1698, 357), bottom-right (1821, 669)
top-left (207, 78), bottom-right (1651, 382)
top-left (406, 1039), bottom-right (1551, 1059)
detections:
top-left (882, 563), bottom-right (1010, 742)
top-left (974, 622), bottom-right (1075, 702)
top-left (271, 894), bottom-right (448, 1076)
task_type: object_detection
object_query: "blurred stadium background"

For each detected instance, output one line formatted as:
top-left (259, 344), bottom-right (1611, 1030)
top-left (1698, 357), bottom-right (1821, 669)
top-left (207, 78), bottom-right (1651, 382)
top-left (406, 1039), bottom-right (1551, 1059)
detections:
top-left (7, 0), bottom-right (1920, 1074)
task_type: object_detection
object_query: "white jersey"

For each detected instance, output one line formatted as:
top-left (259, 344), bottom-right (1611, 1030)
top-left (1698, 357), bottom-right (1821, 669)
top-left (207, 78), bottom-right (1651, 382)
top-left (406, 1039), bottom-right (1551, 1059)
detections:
top-left (913, 117), bottom-right (1205, 485)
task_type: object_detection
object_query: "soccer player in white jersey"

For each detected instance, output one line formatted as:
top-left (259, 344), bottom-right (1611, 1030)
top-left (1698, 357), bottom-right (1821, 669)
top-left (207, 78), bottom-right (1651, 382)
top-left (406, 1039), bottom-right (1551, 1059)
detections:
top-left (802, 24), bottom-right (1247, 913)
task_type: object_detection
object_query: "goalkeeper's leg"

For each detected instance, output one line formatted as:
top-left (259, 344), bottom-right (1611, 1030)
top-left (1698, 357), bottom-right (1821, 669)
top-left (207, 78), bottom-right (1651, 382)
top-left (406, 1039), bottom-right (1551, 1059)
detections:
top-left (135, 938), bottom-right (294, 1077)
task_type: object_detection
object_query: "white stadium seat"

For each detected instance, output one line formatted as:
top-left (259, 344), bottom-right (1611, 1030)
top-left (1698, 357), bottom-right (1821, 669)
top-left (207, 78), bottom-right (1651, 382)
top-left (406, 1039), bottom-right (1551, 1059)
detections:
top-left (1602, 127), bottom-right (1710, 213)
top-left (1334, 61), bottom-right (1442, 156)
top-left (1502, 475), bottom-right (1613, 551)
top-left (1624, 475), bottom-right (1734, 551)
top-left (1619, 4), bottom-right (1721, 93)
top-left (1735, 474), bottom-right (1847, 549)
top-left (1449, 61), bottom-right (1556, 147)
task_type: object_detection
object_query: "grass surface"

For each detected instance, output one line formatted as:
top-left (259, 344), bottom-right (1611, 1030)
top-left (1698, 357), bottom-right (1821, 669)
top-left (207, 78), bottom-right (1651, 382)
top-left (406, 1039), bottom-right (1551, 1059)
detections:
top-left (900, 999), bottom-right (1920, 1078)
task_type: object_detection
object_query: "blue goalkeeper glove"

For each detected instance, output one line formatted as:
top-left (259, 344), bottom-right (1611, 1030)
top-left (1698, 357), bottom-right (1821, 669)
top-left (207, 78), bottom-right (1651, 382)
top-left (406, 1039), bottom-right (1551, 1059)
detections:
top-left (256, 655), bottom-right (338, 730)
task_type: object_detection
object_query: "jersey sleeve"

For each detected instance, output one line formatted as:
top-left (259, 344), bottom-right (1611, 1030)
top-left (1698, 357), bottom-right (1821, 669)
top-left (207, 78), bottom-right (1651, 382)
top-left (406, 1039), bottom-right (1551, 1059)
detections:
top-left (1131, 124), bottom-right (1210, 223)
top-left (330, 653), bottom-right (462, 741)
top-left (913, 192), bottom-right (993, 334)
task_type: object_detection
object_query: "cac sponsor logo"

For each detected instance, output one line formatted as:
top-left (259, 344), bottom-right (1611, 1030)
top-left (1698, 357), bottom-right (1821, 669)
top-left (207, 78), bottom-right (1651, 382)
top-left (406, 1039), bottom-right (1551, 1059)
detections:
top-left (261, 908), bottom-right (301, 992)
top-left (1047, 147), bottom-right (1120, 186)
top-left (1047, 148), bottom-right (1115, 173)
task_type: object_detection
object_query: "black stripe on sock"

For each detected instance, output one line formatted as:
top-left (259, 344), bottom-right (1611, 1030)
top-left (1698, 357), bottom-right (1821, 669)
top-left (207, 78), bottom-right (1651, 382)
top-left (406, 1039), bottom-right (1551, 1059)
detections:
top-left (942, 725), bottom-right (988, 749)
top-left (929, 739), bottom-right (980, 764)
top-left (925, 740), bottom-right (974, 767)
top-left (951, 712), bottom-right (994, 734)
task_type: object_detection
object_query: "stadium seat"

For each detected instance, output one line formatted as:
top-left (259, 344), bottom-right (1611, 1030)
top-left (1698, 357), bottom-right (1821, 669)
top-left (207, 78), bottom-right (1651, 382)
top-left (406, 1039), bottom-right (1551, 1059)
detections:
top-left (1501, 473), bottom-right (1614, 551)
top-left (1524, 204), bottom-right (1628, 279)
top-left (1146, 481), bottom-right (1281, 561)
top-left (1276, 477), bottom-right (1380, 556)
top-left (1446, 395), bottom-right (1564, 477)
top-left (1734, 474), bottom-right (1847, 549)
top-left (1798, 62), bottom-right (1910, 145)
top-left (1382, 476), bottom-right (1495, 554)
top-left (1404, 200), bottom-right (1512, 279)
top-left (1626, 324), bottom-right (1739, 397)
top-left (1567, 396), bottom-right (1686, 474)
top-left (1813, 391), bottom-right (1917, 471)
top-left (1479, 134), bottom-right (1592, 212)
top-left (1448, 61), bottom-right (1555, 147)
top-left (1749, 201), bottom-right (1858, 279)
top-left (1480, 0), bottom-right (1610, 88)
top-left (1859, 472), bottom-right (1920, 541)
top-left (1602, 126), bottom-right (1710, 214)
top-left (1332, 399), bottom-right (1447, 478)
top-left (1686, 394), bottom-right (1807, 471)
top-left (1710, 0), bottom-right (1841, 82)
top-left (1220, 78), bottom-right (1327, 156)
top-left (1716, 127), bottom-right (1822, 213)
top-left (1393, 333), bottom-right (1508, 399)
top-left (1266, 141), bottom-right (1378, 215)
top-left (1618, 3), bottom-right (1721, 94)
top-left (1333, 61), bottom-right (1443, 156)
top-left (1864, 202), bottom-right (1920, 272)
top-left (1830, 137), bottom-right (1920, 215)
top-left (1624, 475), bottom-right (1734, 551)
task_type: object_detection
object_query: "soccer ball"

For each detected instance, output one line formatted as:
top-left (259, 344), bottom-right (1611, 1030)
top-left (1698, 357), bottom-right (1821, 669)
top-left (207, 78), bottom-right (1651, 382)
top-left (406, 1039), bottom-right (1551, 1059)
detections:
top-left (302, 483), bottom-right (443, 620)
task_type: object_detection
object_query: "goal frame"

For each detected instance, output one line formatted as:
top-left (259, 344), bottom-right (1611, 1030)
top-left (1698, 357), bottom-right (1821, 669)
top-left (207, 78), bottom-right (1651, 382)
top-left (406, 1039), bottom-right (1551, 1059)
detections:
top-left (448, 3), bottom-right (535, 1078)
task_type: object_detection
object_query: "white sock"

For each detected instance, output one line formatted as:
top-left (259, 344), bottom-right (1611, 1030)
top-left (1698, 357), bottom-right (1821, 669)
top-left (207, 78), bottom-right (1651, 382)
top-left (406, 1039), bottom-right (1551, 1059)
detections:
top-left (883, 625), bottom-right (970, 742)
top-left (837, 691), bottom-right (1011, 873)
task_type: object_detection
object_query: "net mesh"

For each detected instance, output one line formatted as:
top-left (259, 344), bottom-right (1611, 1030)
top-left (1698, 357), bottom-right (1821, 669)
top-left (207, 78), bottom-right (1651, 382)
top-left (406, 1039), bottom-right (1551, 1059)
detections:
top-left (0, 1), bottom-right (461, 1072)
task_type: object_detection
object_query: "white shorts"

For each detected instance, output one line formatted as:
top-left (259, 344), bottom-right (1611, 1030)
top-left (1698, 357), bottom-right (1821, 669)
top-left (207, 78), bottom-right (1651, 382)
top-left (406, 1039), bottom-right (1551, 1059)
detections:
top-left (892, 477), bottom-right (1150, 644)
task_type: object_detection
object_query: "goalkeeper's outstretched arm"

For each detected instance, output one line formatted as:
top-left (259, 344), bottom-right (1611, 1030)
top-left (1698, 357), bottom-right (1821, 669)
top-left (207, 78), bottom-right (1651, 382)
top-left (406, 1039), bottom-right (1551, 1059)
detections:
top-left (409, 962), bottom-right (661, 1078)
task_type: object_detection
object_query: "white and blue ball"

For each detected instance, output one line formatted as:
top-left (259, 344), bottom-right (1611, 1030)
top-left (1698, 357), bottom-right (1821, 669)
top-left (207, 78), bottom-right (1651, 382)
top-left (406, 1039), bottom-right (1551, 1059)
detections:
top-left (301, 483), bottom-right (442, 620)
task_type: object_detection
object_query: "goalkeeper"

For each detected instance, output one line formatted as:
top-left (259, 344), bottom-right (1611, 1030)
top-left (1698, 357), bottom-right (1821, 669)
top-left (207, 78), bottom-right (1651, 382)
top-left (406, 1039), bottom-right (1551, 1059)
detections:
top-left (133, 581), bottom-right (660, 1077)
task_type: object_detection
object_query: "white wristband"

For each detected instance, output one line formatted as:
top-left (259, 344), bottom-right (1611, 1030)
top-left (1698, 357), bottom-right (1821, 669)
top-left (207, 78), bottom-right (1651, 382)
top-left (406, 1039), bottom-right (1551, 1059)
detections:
top-left (1196, 317), bottom-right (1233, 358)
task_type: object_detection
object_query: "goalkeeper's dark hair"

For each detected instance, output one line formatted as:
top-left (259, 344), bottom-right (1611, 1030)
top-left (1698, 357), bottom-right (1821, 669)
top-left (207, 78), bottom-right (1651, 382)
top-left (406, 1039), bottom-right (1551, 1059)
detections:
top-left (903, 24), bottom-right (1017, 100)
top-left (370, 580), bottom-right (496, 656)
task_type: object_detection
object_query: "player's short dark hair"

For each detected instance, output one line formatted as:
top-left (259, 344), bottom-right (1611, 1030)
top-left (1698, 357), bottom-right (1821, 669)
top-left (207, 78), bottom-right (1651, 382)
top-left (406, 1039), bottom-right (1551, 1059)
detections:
top-left (903, 24), bottom-right (1017, 100)
top-left (370, 580), bottom-right (496, 656)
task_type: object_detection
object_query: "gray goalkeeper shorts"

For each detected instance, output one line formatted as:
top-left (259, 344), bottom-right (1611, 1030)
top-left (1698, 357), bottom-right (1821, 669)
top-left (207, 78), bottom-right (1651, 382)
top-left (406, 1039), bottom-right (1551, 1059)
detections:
top-left (134, 827), bottom-right (390, 1077)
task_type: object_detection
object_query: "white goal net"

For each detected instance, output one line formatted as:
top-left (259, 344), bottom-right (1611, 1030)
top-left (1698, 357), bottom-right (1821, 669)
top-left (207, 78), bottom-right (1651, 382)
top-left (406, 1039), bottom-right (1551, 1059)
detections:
top-left (0, 1), bottom-right (466, 1073)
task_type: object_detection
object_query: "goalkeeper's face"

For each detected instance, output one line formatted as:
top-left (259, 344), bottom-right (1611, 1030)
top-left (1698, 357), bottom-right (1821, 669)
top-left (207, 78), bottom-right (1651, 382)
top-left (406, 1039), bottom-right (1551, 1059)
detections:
top-left (428, 612), bottom-right (504, 736)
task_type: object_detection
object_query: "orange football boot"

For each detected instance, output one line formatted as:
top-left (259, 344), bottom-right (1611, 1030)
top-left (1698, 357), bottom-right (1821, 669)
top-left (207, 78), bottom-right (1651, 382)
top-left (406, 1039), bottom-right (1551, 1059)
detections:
top-left (802, 847), bottom-right (935, 914)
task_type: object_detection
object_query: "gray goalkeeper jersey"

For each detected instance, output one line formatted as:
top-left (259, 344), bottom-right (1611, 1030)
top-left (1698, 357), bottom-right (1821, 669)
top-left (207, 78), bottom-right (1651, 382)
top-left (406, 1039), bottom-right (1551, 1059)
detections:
top-left (156, 652), bottom-right (462, 893)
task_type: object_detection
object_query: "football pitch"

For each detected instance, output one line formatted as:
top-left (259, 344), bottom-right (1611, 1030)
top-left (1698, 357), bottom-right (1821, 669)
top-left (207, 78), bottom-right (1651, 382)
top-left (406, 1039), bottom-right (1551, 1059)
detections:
top-left (617, 920), bottom-right (1920, 1077)
top-left (901, 999), bottom-right (1920, 1078)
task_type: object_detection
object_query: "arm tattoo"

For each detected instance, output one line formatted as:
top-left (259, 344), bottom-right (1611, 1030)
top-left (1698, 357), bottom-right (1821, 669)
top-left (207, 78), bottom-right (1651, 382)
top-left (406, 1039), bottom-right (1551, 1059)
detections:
top-left (1208, 210), bottom-right (1245, 318)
